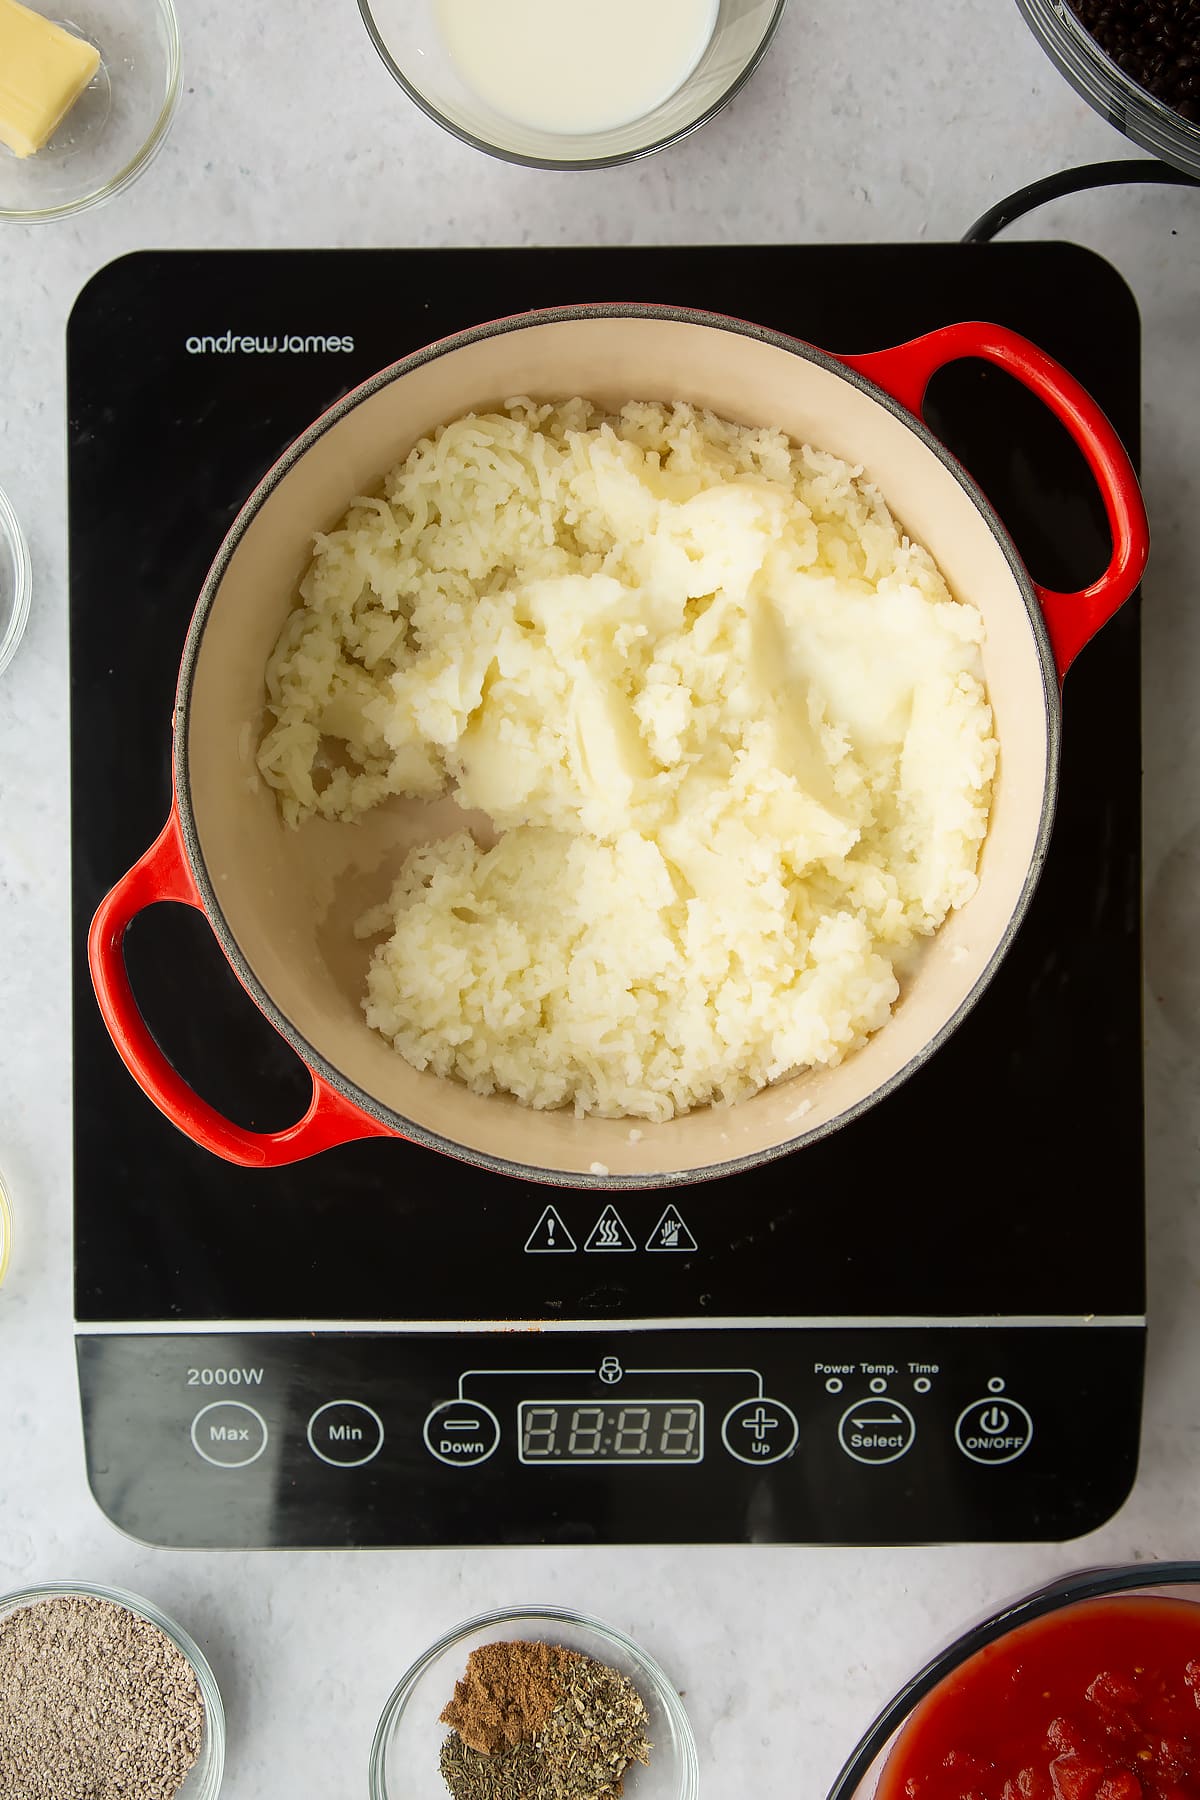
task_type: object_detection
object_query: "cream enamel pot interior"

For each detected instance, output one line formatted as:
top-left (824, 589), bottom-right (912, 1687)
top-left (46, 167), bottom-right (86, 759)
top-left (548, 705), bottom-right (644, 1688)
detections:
top-left (88, 307), bottom-right (1148, 1189)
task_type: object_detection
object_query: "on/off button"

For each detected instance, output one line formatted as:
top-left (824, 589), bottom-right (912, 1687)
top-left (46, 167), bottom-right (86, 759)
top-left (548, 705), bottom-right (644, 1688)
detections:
top-left (955, 1397), bottom-right (1033, 1465)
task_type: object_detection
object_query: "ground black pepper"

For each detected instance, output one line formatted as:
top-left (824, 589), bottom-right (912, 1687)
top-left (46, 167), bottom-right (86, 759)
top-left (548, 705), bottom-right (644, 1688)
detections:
top-left (1067, 0), bottom-right (1200, 124)
top-left (0, 1594), bottom-right (205, 1800)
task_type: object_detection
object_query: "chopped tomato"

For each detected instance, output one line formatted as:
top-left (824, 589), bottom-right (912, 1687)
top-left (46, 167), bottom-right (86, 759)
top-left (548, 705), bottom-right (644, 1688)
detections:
top-left (876, 1599), bottom-right (1200, 1800)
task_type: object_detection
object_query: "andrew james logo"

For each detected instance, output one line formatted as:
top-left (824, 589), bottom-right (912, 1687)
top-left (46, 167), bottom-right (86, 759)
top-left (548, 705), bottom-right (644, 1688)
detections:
top-left (184, 331), bottom-right (355, 355)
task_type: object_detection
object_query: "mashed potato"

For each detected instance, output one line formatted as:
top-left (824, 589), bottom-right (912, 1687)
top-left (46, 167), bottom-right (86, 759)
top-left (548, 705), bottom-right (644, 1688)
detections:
top-left (258, 399), bottom-right (997, 1121)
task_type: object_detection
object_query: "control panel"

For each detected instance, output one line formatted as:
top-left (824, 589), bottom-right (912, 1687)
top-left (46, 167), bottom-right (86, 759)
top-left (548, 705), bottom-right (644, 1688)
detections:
top-left (76, 1324), bottom-right (1143, 1548)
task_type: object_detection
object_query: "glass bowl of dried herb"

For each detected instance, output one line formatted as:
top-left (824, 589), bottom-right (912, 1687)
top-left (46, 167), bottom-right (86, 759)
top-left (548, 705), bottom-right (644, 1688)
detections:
top-left (369, 1603), bottom-right (699, 1800)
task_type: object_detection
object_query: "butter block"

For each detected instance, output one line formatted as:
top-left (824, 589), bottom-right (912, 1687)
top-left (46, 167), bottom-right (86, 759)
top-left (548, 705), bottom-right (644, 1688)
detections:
top-left (0, 0), bottom-right (101, 158)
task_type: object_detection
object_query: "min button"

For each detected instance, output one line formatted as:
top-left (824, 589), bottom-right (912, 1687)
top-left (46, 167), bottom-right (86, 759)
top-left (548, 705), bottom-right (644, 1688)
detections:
top-left (307, 1400), bottom-right (385, 1468)
top-left (190, 1401), bottom-right (268, 1469)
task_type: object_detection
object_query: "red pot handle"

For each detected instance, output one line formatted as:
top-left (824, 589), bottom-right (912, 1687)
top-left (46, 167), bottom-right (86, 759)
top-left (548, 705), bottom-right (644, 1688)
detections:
top-left (835, 322), bottom-right (1149, 682)
top-left (87, 811), bottom-right (392, 1168)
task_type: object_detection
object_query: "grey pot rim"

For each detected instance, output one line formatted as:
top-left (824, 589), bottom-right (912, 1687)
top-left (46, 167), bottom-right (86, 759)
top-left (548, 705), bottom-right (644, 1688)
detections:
top-left (171, 300), bottom-right (1061, 1191)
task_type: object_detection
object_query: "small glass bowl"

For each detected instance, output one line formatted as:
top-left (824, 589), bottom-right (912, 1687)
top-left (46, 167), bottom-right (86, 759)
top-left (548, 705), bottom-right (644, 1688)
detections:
top-left (1015, 0), bottom-right (1200, 178)
top-left (0, 1165), bottom-right (11, 1287)
top-left (0, 0), bottom-right (181, 222)
top-left (825, 1561), bottom-right (1200, 1800)
top-left (0, 1580), bottom-right (225, 1798)
top-left (369, 1603), bottom-right (699, 1800)
top-left (0, 485), bottom-right (31, 677)
top-left (358, 0), bottom-right (788, 169)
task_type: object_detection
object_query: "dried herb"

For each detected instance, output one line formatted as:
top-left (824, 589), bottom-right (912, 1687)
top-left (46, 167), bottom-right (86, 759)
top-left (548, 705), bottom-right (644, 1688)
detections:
top-left (439, 1641), bottom-right (652, 1800)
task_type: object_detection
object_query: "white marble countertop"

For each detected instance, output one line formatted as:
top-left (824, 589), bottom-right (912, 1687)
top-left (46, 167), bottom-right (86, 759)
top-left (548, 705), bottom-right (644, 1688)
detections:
top-left (2, 2), bottom-right (1200, 1795)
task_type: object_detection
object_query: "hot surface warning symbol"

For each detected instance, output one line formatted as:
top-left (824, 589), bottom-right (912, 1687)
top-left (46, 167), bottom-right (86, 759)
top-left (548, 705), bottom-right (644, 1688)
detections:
top-left (524, 1205), bottom-right (576, 1253)
top-left (645, 1207), bottom-right (697, 1252)
top-left (584, 1205), bottom-right (636, 1252)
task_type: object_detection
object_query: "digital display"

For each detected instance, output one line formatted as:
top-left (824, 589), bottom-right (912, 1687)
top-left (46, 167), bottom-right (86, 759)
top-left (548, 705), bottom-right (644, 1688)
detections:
top-left (518, 1400), bottom-right (703, 1464)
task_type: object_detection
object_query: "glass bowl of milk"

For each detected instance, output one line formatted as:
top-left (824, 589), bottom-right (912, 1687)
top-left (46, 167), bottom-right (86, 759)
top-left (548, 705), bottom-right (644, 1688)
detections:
top-left (357, 0), bottom-right (789, 167)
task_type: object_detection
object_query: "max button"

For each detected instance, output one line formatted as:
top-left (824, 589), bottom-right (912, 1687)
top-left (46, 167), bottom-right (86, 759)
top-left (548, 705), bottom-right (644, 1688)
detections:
top-left (423, 1400), bottom-right (501, 1467)
top-left (955, 1397), bottom-right (1033, 1464)
top-left (307, 1400), bottom-right (385, 1468)
top-left (190, 1401), bottom-right (268, 1468)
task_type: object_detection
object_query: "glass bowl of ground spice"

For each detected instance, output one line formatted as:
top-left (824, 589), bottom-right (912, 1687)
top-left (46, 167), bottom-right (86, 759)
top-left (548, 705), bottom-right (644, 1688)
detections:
top-left (369, 1604), bottom-right (699, 1800)
top-left (1015, 0), bottom-right (1200, 176)
top-left (0, 1580), bottom-right (225, 1798)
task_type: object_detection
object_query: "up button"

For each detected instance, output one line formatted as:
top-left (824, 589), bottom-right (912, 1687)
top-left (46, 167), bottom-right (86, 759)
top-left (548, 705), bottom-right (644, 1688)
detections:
top-left (955, 1394), bottom-right (1033, 1465)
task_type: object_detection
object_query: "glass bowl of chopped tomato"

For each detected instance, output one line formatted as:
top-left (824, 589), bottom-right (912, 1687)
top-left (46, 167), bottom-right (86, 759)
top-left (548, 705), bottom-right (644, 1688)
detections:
top-left (827, 1563), bottom-right (1200, 1800)
top-left (369, 1603), bottom-right (698, 1800)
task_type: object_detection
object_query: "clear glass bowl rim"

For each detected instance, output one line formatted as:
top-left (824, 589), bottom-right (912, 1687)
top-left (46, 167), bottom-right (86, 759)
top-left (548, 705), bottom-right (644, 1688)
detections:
top-left (0, 0), bottom-right (182, 223)
top-left (826, 1561), bottom-right (1200, 1800)
top-left (1014, 0), bottom-right (1200, 178)
top-left (368, 1601), bottom-right (700, 1800)
top-left (0, 1163), bottom-right (11, 1286)
top-left (356, 0), bottom-right (790, 170)
top-left (0, 1579), bottom-right (226, 1798)
top-left (0, 483), bottom-right (31, 677)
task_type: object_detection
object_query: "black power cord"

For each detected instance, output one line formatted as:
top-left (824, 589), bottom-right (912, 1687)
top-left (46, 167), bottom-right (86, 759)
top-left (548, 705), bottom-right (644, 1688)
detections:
top-left (961, 157), bottom-right (1200, 242)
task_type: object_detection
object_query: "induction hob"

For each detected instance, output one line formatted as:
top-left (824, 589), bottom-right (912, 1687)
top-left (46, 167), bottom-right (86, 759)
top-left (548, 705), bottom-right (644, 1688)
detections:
top-left (69, 245), bottom-right (1145, 1548)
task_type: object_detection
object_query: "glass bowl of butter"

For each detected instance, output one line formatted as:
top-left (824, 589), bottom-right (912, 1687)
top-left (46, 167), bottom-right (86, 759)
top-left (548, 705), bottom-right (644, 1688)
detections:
top-left (358, 0), bottom-right (789, 169)
top-left (0, 0), bottom-right (180, 221)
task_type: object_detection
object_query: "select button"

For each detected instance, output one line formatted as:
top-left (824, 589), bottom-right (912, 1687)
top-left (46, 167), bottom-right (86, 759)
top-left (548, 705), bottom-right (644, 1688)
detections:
top-left (307, 1400), bottom-right (385, 1467)
top-left (838, 1397), bottom-right (916, 1465)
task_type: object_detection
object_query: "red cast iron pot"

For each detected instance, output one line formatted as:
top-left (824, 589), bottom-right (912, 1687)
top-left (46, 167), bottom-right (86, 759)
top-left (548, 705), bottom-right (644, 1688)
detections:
top-left (87, 306), bottom-right (1148, 1189)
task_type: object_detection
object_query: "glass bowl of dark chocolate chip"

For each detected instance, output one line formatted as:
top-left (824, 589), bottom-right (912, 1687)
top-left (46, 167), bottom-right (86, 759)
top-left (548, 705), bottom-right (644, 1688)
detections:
top-left (0, 1581), bottom-right (225, 1799)
top-left (369, 1604), bottom-right (698, 1800)
top-left (1016, 0), bottom-right (1200, 175)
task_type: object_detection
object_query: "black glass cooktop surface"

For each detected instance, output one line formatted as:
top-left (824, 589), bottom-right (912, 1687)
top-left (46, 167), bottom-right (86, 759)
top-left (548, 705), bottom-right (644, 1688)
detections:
top-left (68, 246), bottom-right (1145, 1546)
